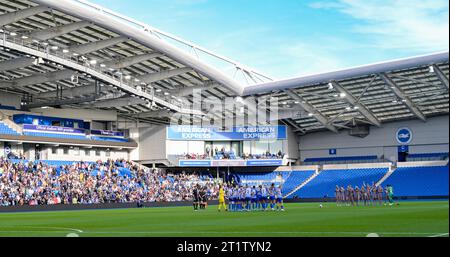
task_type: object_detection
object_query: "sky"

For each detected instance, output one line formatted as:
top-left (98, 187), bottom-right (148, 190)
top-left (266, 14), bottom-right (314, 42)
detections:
top-left (90, 0), bottom-right (449, 80)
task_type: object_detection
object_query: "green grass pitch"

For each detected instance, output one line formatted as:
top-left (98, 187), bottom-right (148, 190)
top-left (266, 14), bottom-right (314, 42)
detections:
top-left (0, 201), bottom-right (448, 237)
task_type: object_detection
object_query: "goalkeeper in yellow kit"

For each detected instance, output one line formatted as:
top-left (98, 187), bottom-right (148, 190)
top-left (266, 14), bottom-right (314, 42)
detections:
top-left (218, 185), bottom-right (227, 212)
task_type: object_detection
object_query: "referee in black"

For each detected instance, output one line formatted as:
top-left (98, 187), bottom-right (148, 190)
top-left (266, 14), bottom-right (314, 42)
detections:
top-left (193, 184), bottom-right (200, 211)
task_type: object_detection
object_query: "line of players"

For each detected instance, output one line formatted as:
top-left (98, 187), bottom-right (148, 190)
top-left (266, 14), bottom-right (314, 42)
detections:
top-left (335, 183), bottom-right (390, 206)
top-left (192, 185), bottom-right (209, 211)
top-left (225, 183), bottom-right (285, 212)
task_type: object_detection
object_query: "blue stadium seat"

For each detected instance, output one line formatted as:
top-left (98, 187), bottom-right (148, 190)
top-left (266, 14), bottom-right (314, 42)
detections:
top-left (236, 172), bottom-right (291, 187)
top-left (91, 136), bottom-right (129, 142)
top-left (406, 153), bottom-right (449, 162)
top-left (0, 122), bottom-right (20, 136)
top-left (294, 168), bottom-right (388, 198)
top-left (303, 156), bottom-right (379, 165)
top-left (382, 165), bottom-right (449, 197)
top-left (23, 131), bottom-right (88, 140)
top-left (282, 171), bottom-right (316, 196)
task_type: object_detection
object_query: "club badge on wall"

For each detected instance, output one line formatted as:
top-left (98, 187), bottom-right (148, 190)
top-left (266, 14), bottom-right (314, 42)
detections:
top-left (396, 127), bottom-right (413, 144)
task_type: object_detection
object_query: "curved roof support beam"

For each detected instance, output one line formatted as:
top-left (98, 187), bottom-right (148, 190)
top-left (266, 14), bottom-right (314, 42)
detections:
top-left (285, 89), bottom-right (338, 133)
top-left (0, 6), bottom-right (49, 27)
top-left (137, 67), bottom-right (192, 84)
top-left (379, 73), bottom-right (427, 122)
top-left (133, 109), bottom-right (172, 119)
top-left (91, 96), bottom-right (146, 108)
top-left (331, 81), bottom-right (382, 127)
top-left (282, 119), bottom-right (306, 134)
top-left (32, 0), bottom-right (245, 95)
top-left (0, 69), bottom-right (75, 89)
top-left (28, 21), bottom-right (91, 41)
top-left (25, 95), bottom-right (97, 109)
top-left (0, 57), bottom-right (35, 71)
top-left (35, 84), bottom-right (114, 98)
top-left (69, 36), bottom-right (128, 55)
top-left (0, 38), bottom-right (183, 111)
top-left (170, 83), bottom-right (218, 97)
top-left (243, 52), bottom-right (449, 96)
top-left (102, 53), bottom-right (163, 70)
top-left (432, 64), bottom-right (449, 90)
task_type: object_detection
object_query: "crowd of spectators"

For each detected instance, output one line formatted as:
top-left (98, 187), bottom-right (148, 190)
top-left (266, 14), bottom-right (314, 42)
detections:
top-left (242, 150), bottom-right (285, 160)
top-left (0, 157), bottom-right (219, 207)
top-left (181, 149), bottom-right (285, 160)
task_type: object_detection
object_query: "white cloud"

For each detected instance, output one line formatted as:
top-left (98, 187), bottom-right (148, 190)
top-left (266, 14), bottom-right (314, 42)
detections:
top-left (311, 0), bottom-right (449, 52)
top-left (207, 0), bottom-right (449, 80)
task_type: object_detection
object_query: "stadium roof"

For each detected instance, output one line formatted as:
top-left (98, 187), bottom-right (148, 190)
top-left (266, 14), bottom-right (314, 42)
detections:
top-left (0, 0), bottom-right (449, 133)
top-left (249, 52), bottom-right (449, 134)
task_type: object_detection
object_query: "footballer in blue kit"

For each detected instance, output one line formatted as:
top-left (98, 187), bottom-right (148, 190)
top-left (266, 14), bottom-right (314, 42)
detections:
top-left (245, 185), bottom-right (252, 211)
top-left (269, 183), bottom-right (276, 210)
top-left (224, 183), bottom-right (285, 212)
top-left (276, 185), bottom-right (285, 211)
top-left (260, 185), bottom-right (268, 211)
top-left (251, 186), bottom-right (258, 210)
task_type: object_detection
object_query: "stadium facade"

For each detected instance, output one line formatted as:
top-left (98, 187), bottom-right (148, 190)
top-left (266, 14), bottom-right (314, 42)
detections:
top-left (0, 0), bottom-right (449, 202)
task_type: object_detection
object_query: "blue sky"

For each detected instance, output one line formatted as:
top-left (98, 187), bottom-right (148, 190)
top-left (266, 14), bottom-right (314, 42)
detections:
top-left (91, 0), bottom-right (449, 80)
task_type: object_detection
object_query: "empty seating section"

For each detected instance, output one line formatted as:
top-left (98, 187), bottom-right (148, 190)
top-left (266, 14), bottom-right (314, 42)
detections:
top-left (282, 171), bottom-right (315, 196)
top-left (382, 165), bottom-right (449, 197)
top-left (237, 172), bottom-right (290, 186)
top-left (91, 136), bottom-right (129, 142)
top-left (0, 121), bottom-right (20, 135)
top-left (406, 153), bottom-right (449, 162)
top-left (293, 168), bottom-right (388, 198)
top-left (23, 131), bottom-right (88, 140)
top-left (303, 155), bottom-right (379, 165)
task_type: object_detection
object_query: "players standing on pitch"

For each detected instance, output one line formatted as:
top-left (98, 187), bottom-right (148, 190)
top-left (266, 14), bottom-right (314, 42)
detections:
top-left (209, 183), bottom-right (286, 212)
top-left (192, 185), bottom-right (200, 211)
top-left (334, 183), bottom-right (394, 207)
top-left (192, 185), bottom-right (209, 211)
top-left (192, 182), bottom-right (286, 212)
top-left (199, 186), bottom-right (208, 210)
top-left (193, 184), bottom-right (200, 211)
top-left (217, 185), bottom-right (227, 212)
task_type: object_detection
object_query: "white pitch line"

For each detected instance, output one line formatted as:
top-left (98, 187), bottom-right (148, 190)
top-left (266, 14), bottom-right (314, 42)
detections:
top-left (59, 231), bottom-right (446, 236)
top-left (0, 229), bottom-right (446, 236)
top-left (0, 226), bottom-right (83, 233)
top-left (28, 226), bottom-right (84, 233)
top-left (0, 230), bottom-right (72, 234)
top-left (428, 233), bottom-right (449, 237)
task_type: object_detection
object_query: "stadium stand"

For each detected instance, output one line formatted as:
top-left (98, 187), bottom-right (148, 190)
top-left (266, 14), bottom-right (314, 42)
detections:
top-left (91, 136), bottom-right (129, 143)
top-left (406, 153), bottom-right (449, 162)
top-left (0, 0), bottom-right (448, 213)
top-left (282, 171), bottom-right (316, 196)
top-left (0, 121), bottom-right (20, 136)
top-left (303, 155), bottom-right (380, 165)
top-left (292, 168), bottom-right (389, 198)
top-left (237, 171), bottom-right (290, 186)
top-left (23, 131), bottom-right (88, 140)
top-left (0, 157), bottom-right (220, 206)
top-left (2, 119), bottom-right (132, 143)
top-left (382, 164), bottom-right (449, 197)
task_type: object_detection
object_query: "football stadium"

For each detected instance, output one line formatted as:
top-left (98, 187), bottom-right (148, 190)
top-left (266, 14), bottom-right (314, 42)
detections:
top-left (0, 0), bottom-right (449, 240)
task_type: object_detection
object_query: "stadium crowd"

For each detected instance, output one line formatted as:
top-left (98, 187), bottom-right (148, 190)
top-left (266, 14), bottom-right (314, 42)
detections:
top-left (0, 157), bottom-right (219, 207)
top-left (182, 149), bottom-right (285, 160)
